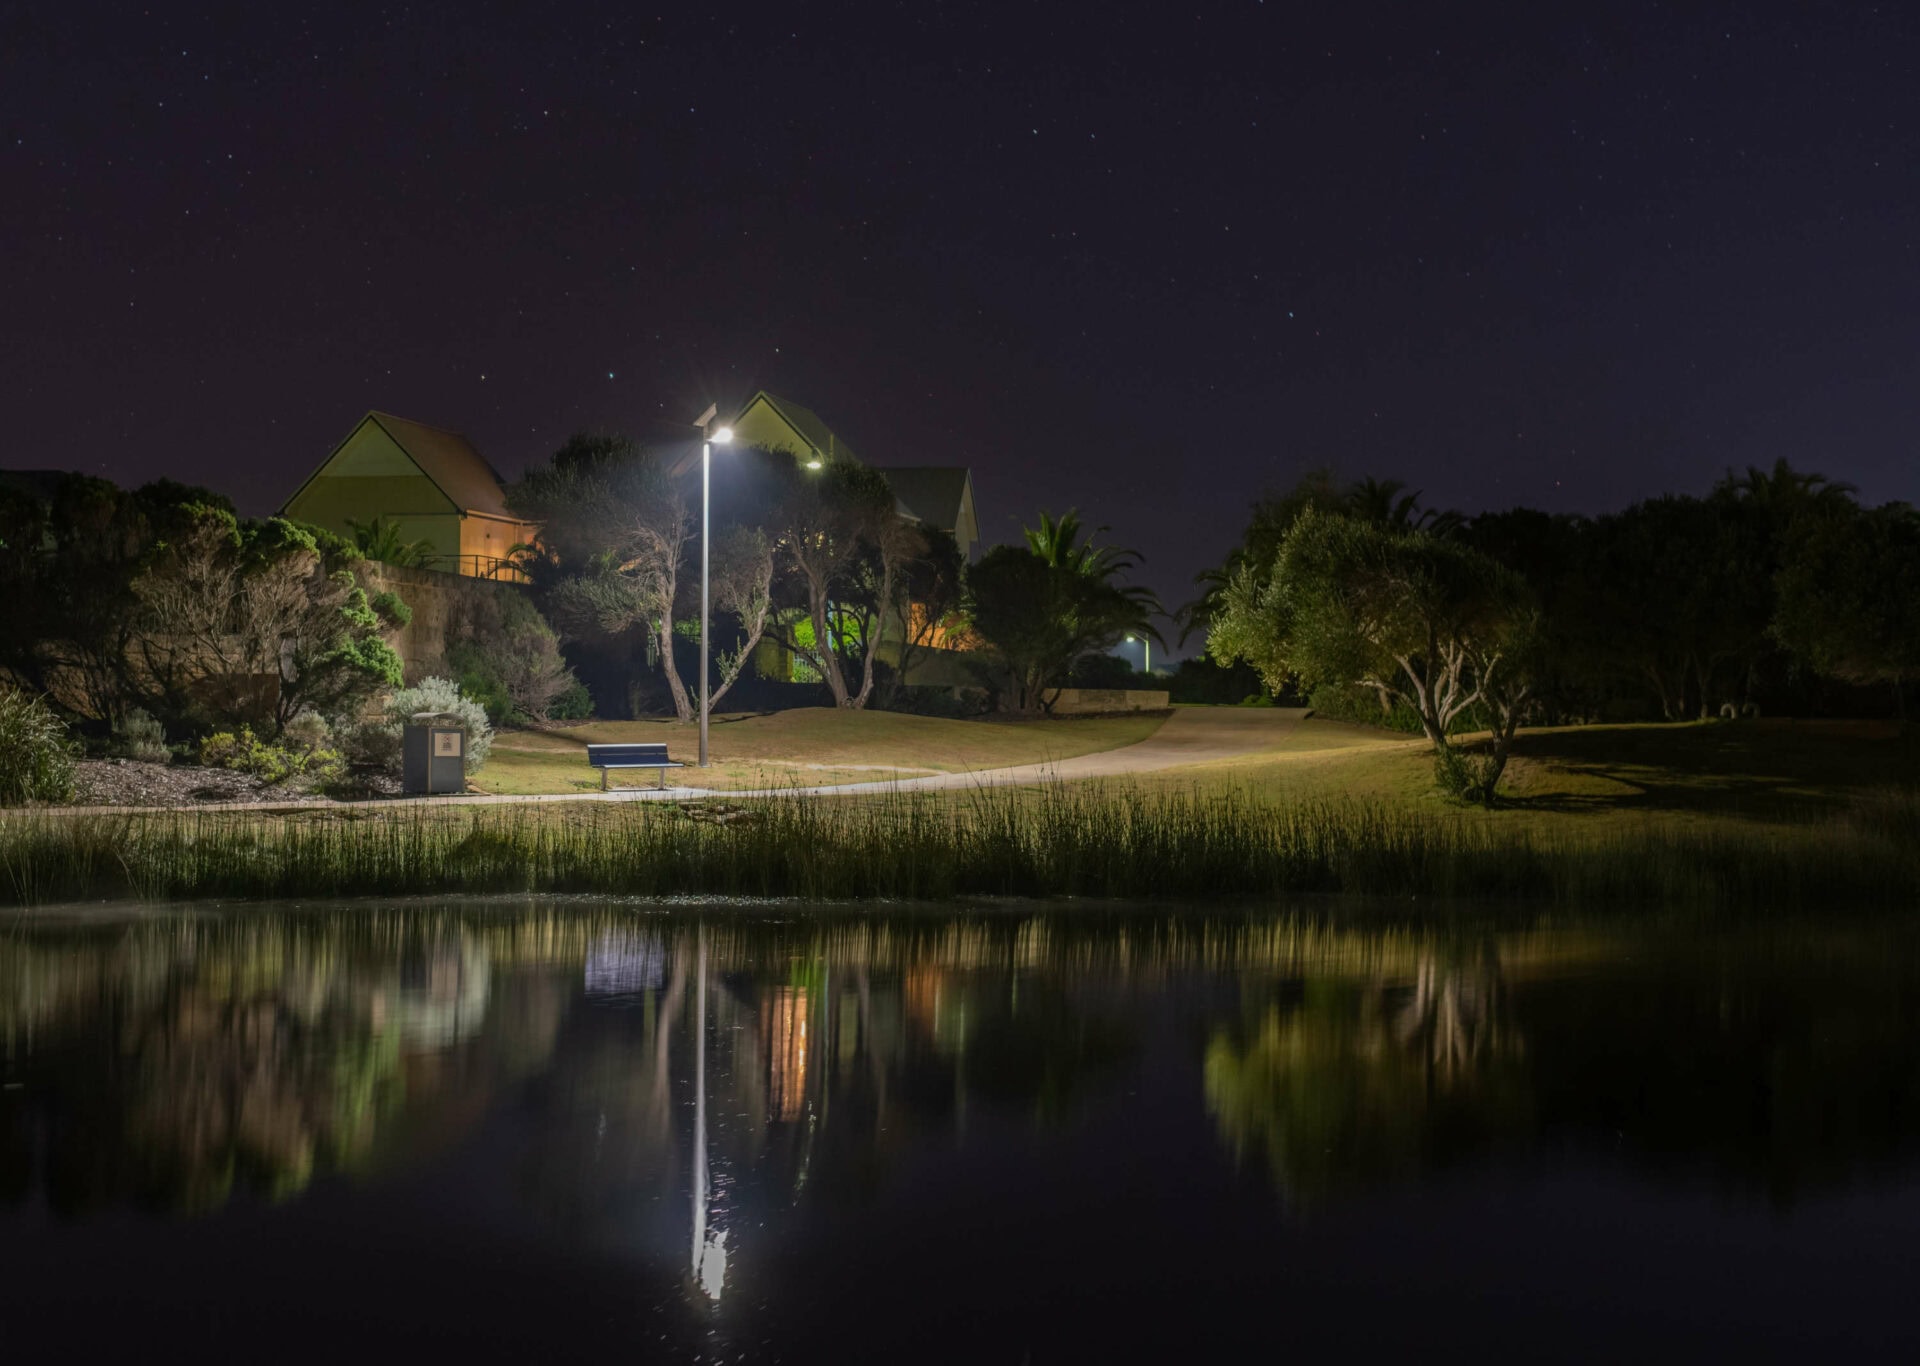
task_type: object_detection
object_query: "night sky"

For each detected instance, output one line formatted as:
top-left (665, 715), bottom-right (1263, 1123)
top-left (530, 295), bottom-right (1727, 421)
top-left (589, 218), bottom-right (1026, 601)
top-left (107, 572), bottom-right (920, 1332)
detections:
top-left (6, 1), bottom-right (1918, 628)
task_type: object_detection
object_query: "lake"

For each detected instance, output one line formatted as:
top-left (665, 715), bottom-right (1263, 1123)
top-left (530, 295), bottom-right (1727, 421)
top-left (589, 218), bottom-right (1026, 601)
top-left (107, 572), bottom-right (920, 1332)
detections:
top-left (4, 900), bottom-right (1919, 1361)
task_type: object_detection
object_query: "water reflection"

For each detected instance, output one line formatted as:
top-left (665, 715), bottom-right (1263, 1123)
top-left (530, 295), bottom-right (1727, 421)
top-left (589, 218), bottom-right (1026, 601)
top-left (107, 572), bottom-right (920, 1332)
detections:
top-left (1206, 944), bottom-right (1531, 1201)
top-left (6, 904), bottom-right (1920, 1341)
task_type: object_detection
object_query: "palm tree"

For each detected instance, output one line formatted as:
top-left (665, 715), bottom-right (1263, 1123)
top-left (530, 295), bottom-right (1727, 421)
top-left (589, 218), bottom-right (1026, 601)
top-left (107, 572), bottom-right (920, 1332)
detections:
top-left (346, 516), bottom-right (439, 569)
top-left (1344, 477), bottom-right (1464, 537)
top-left (1023, 509), bottom-right (1163, 641)
top-left (1714, 459), bottom-right (1856, 516)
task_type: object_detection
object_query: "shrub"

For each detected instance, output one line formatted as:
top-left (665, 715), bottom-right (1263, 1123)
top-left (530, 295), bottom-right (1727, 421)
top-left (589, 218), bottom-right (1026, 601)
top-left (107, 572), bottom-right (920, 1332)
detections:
top-left (111, 708), bottom-right (171, 763)
top-left (336, 717), bottom-right (404, 771)
top-left (1432, 744), bottom-right (1502, 804)
top-left (368, 589), bottom-right (412, 629)
top-left (443, 590), bottom-right (581, 723)
top-left (281, 710), bottom-right (333, 754)
top-left (548, 679), bottom-right (594, 721)
top-left (0, 687), bottom-right (78, 805)
top-left (199, 726), bottom-right (343, 785)
top-left (383, 677), bottom-right (492, 774)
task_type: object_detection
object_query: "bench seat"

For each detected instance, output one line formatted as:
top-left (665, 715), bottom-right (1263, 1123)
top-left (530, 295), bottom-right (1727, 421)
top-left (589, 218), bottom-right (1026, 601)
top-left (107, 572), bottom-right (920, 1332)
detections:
top-left (585, 742), bottom-right (685, 790)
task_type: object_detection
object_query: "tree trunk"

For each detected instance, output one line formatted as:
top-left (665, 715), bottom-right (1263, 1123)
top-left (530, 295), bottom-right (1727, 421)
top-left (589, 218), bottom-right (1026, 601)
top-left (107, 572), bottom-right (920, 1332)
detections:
top-left (848, 562), bottom-right (897, 711)
top-left (704, 596), bottom-right (772, 714)
top-left (655, 614), bottom-right (693, 721)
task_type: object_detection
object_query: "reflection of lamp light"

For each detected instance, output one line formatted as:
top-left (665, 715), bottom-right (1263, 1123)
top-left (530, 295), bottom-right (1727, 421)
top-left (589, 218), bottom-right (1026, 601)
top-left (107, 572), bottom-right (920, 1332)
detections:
top-left (765, 987), bottom-right (810, 1122)
top-left (690, 925), bottom-right (728, 1301)
top-left (697, 1228), bottom-right (729, 1301)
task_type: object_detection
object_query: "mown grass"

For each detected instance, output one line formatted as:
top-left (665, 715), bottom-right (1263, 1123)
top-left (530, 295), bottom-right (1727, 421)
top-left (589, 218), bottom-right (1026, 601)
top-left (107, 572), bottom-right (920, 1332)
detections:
top-left (476, 708), bottom-right (1171, 795)
top-left (4, 780), bottom-right (1916, 914)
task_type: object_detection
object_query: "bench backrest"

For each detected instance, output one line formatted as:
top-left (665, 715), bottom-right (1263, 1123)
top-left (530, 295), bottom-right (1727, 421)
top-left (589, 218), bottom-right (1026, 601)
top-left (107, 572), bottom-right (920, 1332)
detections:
top-left (586, 742), bottom-right (674, 765)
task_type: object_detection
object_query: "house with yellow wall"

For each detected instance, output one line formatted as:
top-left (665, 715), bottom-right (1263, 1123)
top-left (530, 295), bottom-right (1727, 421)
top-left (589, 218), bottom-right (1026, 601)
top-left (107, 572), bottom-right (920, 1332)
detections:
top-left (281, 412), bottom-right (538, 579)
top-left (729, 391), bottom-right (979, 559)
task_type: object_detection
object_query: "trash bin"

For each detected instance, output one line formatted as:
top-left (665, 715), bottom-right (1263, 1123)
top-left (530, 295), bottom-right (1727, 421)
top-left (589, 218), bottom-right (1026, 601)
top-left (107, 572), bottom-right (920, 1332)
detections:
top-left (402, 711), bottom-right (468, 795)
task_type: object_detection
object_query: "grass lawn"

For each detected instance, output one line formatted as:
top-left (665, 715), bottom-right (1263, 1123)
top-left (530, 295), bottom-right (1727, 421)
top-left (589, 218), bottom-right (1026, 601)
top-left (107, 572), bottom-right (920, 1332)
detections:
top-left (472, 707), bottom-right (1171, 795)
top-left (1133, 714), bottom-right (1919, 837)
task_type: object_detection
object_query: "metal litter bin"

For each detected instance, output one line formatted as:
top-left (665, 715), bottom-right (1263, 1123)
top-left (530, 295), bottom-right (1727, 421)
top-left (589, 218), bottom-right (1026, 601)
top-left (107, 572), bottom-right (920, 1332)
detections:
top-left (402, 711), bottom-right (468, 795)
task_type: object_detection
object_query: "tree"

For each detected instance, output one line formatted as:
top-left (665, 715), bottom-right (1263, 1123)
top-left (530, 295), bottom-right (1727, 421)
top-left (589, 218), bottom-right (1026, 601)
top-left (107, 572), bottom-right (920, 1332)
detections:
top-left (346, 515), bottom-right (438, 569)
top-left (885, 526), bottom-right (968, 703)
top-left (0, 477), bottom-right (397, 734)
top-left (966, 545), bottom-right (1155, 712)
top-left (130, 509), bottom-right (403, 734)
top-left (1579, 497), bottom-right (1769, 719)
top-left (513, 433), bottom-right (700, 719)
top-left (766, 458), bottom-right (913, 709)
top-left (1208, 508), bottom-right (1537, 802)
top-left (1180, 471), bottom-right (1457, 646)
top-left (705, 525), bottom-right (776, 712)
top-left (1774, 501), bottom-right (1920, 709)
top-left (1025, 508), bottom-right (1162, 621)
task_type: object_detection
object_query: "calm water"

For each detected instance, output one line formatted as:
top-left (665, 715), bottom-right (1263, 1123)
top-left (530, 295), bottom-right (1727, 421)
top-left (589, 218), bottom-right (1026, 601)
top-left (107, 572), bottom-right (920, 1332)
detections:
top-left (4, 901), bottom-right (1920, 1361)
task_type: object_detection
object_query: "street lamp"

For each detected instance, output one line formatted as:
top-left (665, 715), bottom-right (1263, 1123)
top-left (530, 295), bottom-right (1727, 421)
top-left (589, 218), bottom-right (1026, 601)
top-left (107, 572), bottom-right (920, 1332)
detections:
top-left (1127, 633), bottom-right (1150, 676)
top-left (699, 422), bottom-right (733, 767)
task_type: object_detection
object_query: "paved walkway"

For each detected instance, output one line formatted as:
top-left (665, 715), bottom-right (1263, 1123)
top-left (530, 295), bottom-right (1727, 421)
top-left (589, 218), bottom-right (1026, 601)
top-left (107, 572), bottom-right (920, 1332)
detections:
top-left (25, 709), bottom-right (1310, 815)
top-left (730, 706), bottom-right (1310, 797)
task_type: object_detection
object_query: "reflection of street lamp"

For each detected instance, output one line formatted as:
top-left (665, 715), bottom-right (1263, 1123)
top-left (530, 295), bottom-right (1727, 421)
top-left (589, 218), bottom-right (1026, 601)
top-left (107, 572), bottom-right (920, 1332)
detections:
top-left (1126, 634), bottom-right (1150, 676)
top-left (691, 924), bottom-right (727, 1301)
top-left (698, 422), bottom-right (734, 768)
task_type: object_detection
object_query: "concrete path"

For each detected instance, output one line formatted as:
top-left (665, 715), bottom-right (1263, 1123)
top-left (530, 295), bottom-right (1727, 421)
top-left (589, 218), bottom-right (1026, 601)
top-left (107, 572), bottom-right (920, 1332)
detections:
top-left (726, 706), bottom-right (1310, 797)
top-left (25, 709), bottom-right (1310, 815)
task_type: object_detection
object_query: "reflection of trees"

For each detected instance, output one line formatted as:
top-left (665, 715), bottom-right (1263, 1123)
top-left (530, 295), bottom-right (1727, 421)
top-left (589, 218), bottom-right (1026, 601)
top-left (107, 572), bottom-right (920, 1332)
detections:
top-left (13, 907), bottom-right (1920, 1230)
top-left (1205, 946), bottom-right (1530, 1201)
top-left (0, 919), bottom-right (565, 1215)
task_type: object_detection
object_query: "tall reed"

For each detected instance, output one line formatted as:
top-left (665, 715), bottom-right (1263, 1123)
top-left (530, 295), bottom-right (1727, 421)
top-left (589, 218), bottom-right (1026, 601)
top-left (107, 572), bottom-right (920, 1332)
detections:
top-left (2, 783), bottom-right (1916, 913)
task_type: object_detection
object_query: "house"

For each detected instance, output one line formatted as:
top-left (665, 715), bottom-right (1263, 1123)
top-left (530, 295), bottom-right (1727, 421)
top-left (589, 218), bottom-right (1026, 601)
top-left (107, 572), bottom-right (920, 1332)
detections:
top-left (281, 412), bottom-right (539, 579)
top-left (728, 391), bottom-right (979, 559)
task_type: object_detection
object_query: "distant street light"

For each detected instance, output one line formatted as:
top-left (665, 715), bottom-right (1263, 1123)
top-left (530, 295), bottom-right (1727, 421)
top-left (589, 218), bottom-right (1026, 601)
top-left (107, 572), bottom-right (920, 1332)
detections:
top-left (698, 420), bottom-right (734, 768)
top-left (1127, 633), bottom-right (1151, 676)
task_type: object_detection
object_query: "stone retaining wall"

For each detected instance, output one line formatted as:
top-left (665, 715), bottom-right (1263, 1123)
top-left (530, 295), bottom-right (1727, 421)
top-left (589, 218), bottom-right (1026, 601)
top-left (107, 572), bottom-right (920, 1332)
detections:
top-left (1046, 688), bottom-right (1171, 714)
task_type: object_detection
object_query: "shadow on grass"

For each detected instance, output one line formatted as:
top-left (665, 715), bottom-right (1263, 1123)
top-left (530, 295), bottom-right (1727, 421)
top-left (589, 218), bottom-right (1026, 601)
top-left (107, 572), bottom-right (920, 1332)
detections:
top-left (1497, 720), bottom-right (1917, 820)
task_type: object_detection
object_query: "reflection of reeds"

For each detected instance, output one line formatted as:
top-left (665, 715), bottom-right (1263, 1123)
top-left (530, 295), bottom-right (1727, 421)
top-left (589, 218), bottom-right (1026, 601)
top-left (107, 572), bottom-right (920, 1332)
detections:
top-left (1, 783), bottom-right (1916, 910)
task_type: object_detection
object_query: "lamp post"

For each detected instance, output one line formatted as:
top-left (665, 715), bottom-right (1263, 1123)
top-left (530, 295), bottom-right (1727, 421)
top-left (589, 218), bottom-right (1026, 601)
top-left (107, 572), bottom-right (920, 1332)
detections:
top-left (1127, 633), bottom-right (1150, 676)
top-left (699, 422), bottom-right (733, 767)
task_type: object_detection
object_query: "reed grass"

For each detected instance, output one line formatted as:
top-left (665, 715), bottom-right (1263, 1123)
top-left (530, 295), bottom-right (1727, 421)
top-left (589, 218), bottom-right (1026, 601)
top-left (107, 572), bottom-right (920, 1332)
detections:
top-left (2, 783), bottom-right (1916, 913)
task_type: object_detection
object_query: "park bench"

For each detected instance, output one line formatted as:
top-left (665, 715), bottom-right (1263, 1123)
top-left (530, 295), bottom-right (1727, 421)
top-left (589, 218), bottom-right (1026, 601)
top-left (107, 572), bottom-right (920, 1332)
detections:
top-left (585, 742), bottom-right (685, 790)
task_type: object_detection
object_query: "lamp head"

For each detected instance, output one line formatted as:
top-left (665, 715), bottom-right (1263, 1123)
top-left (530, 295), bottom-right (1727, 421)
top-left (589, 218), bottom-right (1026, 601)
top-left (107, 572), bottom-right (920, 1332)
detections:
top-left (710, 425), bottom-right (734, 445)
top-left (805, 458), bottom-right (823, 470)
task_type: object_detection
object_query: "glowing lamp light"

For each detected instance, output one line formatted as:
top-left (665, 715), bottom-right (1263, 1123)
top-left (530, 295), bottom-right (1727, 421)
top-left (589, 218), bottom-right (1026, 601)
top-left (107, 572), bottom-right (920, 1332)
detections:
top-left (805, 458), bottom-right (824, 470)
top-left (710, 425), bottom-right (734, 445)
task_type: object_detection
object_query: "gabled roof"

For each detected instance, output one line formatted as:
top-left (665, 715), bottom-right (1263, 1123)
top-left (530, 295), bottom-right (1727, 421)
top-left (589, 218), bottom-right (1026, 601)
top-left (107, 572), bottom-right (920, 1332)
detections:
top-left (875, 466), bottom-right (979, 548)
top-left (735, 391), bottom-right (860, 464)
top-left (363, 412), bottom-right (515, 518)
top-left (286, 411), bottom-right (518, 520)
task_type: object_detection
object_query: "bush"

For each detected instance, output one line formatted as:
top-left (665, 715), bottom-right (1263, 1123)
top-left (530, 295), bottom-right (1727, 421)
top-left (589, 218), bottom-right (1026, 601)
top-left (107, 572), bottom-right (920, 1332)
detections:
top-left (444, 590), bottom-right (581, 723)
top-left (880, 684), bottom-right (989, 718)
top-left (111, 708), bottom-right (171, 763)
top-left (281, 711), bottom-right (333, 754)
top-left (0, 687), bottom-right (78, 805)
top-left (337, 717), bottom-right (403, 771)
top-left (548, 679), bottom-right (594, 721)
top-left (383, 677), bottom-right (492, 774)
top-left (199, 726), bottom-right (343, 785)
top-left (1432, 744), bottom-right (1501, 804)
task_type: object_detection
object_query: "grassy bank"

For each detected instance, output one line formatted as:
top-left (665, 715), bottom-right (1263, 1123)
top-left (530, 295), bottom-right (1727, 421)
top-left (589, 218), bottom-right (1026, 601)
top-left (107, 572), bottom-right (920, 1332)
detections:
top-left (477, 708), bottom-right (1170, 794)
top-left (4, 780), bottom-right (1916, 913)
